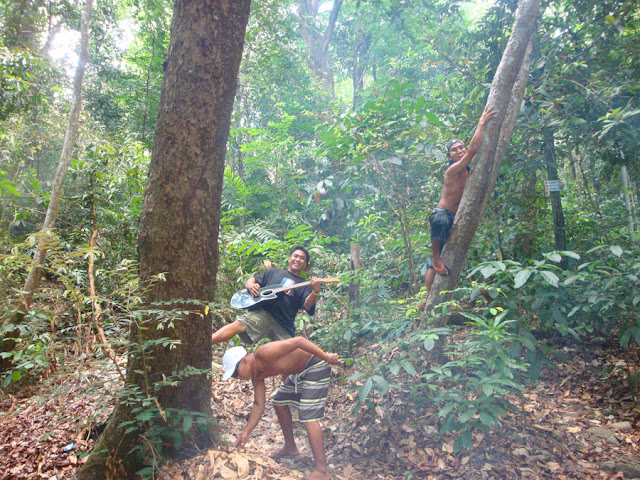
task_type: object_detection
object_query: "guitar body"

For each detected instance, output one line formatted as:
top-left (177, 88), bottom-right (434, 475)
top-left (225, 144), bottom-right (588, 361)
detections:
top-left (230, 277), bottom-right (340, 310)
top-left (230, 284), bottom-right (280, 310)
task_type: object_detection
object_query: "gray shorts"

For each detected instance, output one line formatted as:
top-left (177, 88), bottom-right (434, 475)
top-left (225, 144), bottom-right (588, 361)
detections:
top-left (429, 206), bottom-right (455, 244)
top-left (272, 355), bottom-right (331, 422)
top-left (237, 309), bottom-right (292, 345)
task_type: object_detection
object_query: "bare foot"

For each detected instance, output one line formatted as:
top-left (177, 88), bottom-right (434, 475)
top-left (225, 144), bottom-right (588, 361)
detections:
top-left (302, 469), bottom-right (330, 480)
top-left (269, 446), bottom-right (300, 460)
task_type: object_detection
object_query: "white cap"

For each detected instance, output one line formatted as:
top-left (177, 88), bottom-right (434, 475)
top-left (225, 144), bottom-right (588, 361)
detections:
top-left (221, 346), bottom-right (247, 380)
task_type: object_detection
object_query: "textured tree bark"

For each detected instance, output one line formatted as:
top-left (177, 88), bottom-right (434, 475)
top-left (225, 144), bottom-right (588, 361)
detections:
top-left (423, 0), bottom-right (540, 317)
top-left (75, 1), bottom-right (251, 478)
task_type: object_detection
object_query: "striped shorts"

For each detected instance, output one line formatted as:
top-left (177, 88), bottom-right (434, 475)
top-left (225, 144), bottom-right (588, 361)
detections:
top-left (272, 355), bottom-right (331, 422)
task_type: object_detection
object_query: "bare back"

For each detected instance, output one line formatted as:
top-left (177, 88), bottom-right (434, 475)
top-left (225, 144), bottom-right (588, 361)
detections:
top-left (254, 349), bottom-right (312, 381)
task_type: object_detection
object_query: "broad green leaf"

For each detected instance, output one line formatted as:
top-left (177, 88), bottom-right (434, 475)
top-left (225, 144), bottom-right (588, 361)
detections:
top-left (424, 111), bottom-right (444, 126)
top-left (401, 361), bottom-right (417, 376)
top-left (610, 245), bottom-right (623, 257)
top-left (372, 375), bottom-right (389, 395)
top-left (423, 337), bottom-right (435, 351)
top-left (514, 269), bottom-right (532, 289)
top-left (459, 407), bottom-right (477, 423)
top-left (480, 265), bottom-right (497, 278)
top-left (438, 402), bottom-right (456, 418)
top-left (0, 183), bottom-right (20, 196)
top-left (546, 253), bottom-right (562, 263)
top-left (183, 415), bottom-right (193, 432)
top-left (539, 270), bottom-right (559, 287)
top-left (479, 412), bottom-right (494, 426)
top-left (359, 377), bottom-right (373, 403)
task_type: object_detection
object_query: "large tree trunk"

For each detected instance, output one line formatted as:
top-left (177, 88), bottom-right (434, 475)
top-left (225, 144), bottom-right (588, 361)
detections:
top-left (75, 1), bottom-right (251, 478)
top-left (298, 0), bottom-right (342, 98)
top-left (423, 0), bottom-right (540, 316)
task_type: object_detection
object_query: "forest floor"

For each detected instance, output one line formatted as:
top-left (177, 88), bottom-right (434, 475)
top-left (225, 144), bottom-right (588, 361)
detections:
top-left (1, 333), bottom-right (639, 480)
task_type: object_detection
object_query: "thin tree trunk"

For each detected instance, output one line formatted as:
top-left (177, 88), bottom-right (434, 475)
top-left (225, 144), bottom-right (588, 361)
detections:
top-left (349, 242), bottom-right (361, 307)
top-left (141, 33), bottom-right (156, 144)
top-left (423, 0), bottom-right (540, 316)
top-left (87, 179), bottom-right (125, 382)
top-left (513, 165), bottom-right (538, 260)
top-left (576, 147), bottom-right (601, 217)
top-left (543, 126), bottom-right (568, 259)
top-left (75, 1), bottom-right (251, 478)
top-left (621, 166), bottom-right (636, 233)
top-left (19, 0), bottom-right (93, 313)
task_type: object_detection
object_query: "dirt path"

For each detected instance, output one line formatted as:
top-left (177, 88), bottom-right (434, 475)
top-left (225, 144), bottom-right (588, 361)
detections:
top-left (1, 337), bottom-right (638, 479)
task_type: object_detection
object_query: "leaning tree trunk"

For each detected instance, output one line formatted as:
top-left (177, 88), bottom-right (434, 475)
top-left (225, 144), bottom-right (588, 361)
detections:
top-left (75, 1), bottom-right (251, 479)
top-left (423, 0), bottom-right (540, 316)
top-left (21, 0), bottom-right (93, 312)
top-left (0, 0), bottom-right (93, 374)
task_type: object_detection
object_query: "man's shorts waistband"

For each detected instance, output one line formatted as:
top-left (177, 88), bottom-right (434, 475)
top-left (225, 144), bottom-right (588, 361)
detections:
top-left (433, 206), bottom-right (454, 216)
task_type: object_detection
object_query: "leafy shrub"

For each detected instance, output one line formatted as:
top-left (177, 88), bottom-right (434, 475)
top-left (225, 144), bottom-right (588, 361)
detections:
top-left (419, 308), bottom-right (530, 452)
top-left (468, 245), bottom-right (640, 347)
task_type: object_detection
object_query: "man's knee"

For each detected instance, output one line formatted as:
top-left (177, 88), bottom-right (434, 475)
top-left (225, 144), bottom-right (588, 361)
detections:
top-left (212, 320), bottom-right (246, 343)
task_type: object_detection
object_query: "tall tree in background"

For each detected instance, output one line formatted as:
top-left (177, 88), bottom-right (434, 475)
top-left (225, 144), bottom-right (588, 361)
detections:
top-left (20, 0), bottom-right (94, 312)
top-left (75, 1), bottom-right (251, 478)
top-left (298, 0), bottom-right (342, 98)
top-left (423, 0), bottom-right (541, 314)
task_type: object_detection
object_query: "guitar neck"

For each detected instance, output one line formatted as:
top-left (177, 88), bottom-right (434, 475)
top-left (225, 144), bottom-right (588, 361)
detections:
top-left (265, 278), bottom-right (339, 295)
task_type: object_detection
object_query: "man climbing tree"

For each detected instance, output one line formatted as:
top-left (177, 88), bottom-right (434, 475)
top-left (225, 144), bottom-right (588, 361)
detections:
top-left (422, 0), bottom-right (541, 314)
top-left (424, 106), bottom-right (497, 292)
top-left (75, 1), bottom-right (251, 478)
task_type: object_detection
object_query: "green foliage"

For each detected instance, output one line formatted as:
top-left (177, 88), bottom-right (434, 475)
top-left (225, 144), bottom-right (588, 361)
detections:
top-left (0, 42), bottom-right (43, 119)
top-left (420, 308), bottom-right (529, 452)
top-left (564, 245), bottom-right (640, 347)
top-left (0, 316), bottom-right (53, 386)
top-left (468, 245), bottom-right (640, 347)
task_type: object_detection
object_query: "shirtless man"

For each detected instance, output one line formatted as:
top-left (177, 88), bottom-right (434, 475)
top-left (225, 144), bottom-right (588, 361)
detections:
top-left (424, 106), bottom-right (497, 292)
top-left (221, 337), bottom-right (340, 480)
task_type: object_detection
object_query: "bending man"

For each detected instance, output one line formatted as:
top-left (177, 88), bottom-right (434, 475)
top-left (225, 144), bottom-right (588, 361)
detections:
top-left (222, 337), bottom-right (340, 480)
top-left (425, 106), bottom-right (497, 292)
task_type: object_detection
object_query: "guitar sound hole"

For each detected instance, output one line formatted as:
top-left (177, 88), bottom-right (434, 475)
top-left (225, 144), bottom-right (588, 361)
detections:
top-left (261, 289), bottom-right (274, 296)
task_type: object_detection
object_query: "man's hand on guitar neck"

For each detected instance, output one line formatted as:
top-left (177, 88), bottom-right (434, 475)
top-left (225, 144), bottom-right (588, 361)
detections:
top-left (304, 277), bottom-right (321, 311)
top-left (309, 277), bottom-right (321, 295)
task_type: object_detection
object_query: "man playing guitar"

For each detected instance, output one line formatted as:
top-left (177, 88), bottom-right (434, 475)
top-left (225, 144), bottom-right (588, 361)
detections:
top-left (212, 246), bottom-right (322, 346)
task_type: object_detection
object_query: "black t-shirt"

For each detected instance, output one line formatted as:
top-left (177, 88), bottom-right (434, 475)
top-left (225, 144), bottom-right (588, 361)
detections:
top-left (251, 268), bottom-right (315, 336)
